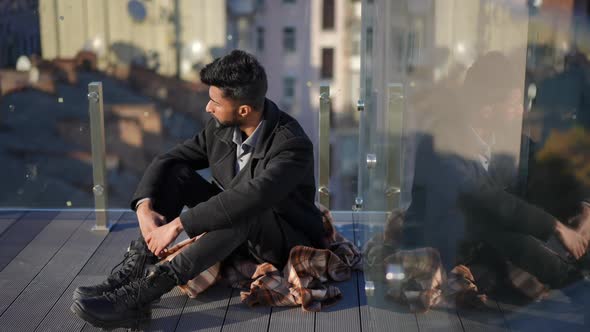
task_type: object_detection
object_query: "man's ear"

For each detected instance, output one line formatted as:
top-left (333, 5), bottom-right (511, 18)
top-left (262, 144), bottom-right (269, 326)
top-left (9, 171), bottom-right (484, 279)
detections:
top-left (238, 105), bottom-right (253, 118)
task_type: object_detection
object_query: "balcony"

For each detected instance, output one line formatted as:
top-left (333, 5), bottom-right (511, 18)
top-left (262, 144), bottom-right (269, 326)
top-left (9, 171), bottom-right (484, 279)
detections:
top-left (0, 210), bottom-right (588, 331)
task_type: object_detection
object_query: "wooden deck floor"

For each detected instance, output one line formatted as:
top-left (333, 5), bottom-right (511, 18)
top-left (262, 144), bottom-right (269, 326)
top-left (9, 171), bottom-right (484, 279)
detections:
top-left (0, 210), bottom-right (588, 332)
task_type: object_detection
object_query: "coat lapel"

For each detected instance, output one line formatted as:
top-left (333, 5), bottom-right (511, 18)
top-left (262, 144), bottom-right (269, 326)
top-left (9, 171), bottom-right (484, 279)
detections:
top-left (229, 158), bottom-right (253, 188)
top-left (212, 127), bottom-right (236, 189)
top-left (215, 99), bottom-right (282, 189)
top-left (251, 98), bottom-right (281, 160)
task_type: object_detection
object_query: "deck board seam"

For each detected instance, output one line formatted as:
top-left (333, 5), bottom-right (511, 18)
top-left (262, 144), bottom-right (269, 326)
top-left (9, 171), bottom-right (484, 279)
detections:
top-left (0, 211), bottom-right (91, 319)
top-left (495, 301), bottom-right (512, 332)
top-left (265, 306), bottom-right (273, 332)
top-left (32, 212), bottom-right (125, 332)
top-left (170, 294), bottom-right (190, 332)
top-left (0, 211), bottom-right (54, 273)
top-left (219, 286), bottom-right (235, 332)
top-left (0, 212), bottom-right (25, 237)
top-left (59, 212), bottom-right (126, 281)
top-left (455, 307), bottom-right (467, 332)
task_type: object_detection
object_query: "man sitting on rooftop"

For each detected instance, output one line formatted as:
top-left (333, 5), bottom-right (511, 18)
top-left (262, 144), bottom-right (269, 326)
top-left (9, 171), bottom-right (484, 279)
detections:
top-left (71, 50), bottom-right (326, 329)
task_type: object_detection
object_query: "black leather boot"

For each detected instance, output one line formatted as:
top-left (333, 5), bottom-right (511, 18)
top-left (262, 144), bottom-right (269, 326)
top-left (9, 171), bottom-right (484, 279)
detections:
top-left (71, 263), bottom-right (178, 330)
top-left (73, 238), bottom-right (158, 300)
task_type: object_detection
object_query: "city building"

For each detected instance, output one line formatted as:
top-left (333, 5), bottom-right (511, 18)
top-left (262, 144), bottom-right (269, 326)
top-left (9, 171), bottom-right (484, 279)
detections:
top-left (38, 0), bottom-right (227, 81)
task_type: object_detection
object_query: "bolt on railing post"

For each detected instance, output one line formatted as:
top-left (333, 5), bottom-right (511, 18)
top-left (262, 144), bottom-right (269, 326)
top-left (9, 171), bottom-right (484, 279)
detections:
top-left (88, 82), bottom-right (111, 234)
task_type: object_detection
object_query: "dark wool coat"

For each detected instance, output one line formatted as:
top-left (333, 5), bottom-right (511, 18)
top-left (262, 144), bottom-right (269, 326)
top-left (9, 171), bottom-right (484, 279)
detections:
top-left (131, 98), bottom-right (326, 248)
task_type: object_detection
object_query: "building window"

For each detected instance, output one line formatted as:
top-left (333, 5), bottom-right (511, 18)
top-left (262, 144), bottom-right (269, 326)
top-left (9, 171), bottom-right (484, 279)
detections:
top-left (322, 0), bottom-right (335, 30)
top-left (321, 48), bottom-right (334, 79)
top-left (366, 27), bottom-right (373, 56)
top-left (283, 27), bottom-right (296, 52)
top-left (283, 77), bottom-right (296, 100)
top-left (256, 27), bottom-right (265, 51)
top-left (407, 19), bottom-right (424, 65)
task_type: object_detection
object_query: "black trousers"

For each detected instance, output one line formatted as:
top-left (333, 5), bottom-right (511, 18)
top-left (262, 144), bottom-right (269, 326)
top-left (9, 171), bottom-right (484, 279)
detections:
top-left (146, 163), bottom-right (312, 284)
top-left (469, 221), bottom-right (581, 288)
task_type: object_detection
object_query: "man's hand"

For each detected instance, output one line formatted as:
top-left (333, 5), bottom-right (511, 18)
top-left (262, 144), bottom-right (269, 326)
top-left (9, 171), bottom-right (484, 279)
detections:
top-left (145, 218), bottom-right (184, 257)
top-left (556, 220), bottom-right (588, 260)
top-left (136, 201), bottom-right (166, 240)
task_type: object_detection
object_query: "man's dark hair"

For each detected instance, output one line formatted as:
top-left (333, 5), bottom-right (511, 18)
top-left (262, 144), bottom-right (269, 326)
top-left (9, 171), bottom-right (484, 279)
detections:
top-left (199, 50), bottom-right (268, 111)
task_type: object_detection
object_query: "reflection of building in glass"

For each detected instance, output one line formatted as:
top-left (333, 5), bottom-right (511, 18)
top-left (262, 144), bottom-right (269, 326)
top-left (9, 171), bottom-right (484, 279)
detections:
top-left (225, 0), bottom-right (362, 210)
top-left (226, 0), bottom-right (362, 138)
top-left (0, 0), bottom-right (41, 68)
top-left (227, 0), bottom-right (362, 209)
top-left (38, 0), bottom-right (227, 81)
top-left (360, 0), bottom-right (533, 211)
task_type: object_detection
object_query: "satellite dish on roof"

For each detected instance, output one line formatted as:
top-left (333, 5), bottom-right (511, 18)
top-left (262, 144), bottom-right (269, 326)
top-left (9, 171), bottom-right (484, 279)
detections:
top-left (128, 0), bottom-right (147, 22)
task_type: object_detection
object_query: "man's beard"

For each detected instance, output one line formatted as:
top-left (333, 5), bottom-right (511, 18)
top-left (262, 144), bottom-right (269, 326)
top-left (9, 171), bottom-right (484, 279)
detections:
top-left (213, 112), bottom-right (241, 129)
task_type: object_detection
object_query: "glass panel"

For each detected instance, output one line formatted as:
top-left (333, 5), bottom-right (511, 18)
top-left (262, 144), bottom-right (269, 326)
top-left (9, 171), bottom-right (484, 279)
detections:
top-left (1, 0), bottom-right (363, 211)
top-left (360, 0), bottom-right (589, 328)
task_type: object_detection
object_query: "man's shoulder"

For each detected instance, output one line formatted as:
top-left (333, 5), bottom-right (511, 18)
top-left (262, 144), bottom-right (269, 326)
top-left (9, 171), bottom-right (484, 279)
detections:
top-left (274, 110), bottom-right (310, 142)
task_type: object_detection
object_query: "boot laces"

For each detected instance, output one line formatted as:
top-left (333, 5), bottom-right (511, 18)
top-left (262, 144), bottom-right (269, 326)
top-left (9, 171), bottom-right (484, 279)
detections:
top-left (108, 251), bottom-right (142, 281)
top-left (104, 277), bottom-right (150, 309)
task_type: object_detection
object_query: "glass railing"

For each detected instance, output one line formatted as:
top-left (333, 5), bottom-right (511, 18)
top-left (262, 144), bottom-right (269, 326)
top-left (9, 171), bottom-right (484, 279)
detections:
top-left (1, 0), bottom-right (589, 328)
top-left (0, 0), bottom-right (363, 211)
top-left (359, 0), bottom-right (589, 328)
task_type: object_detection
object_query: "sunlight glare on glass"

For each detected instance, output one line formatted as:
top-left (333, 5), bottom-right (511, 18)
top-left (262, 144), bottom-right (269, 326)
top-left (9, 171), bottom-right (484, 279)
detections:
top-left (455, 42), bottom-right (466, 55)
top-left (385, 263), bottom-right (405, 281)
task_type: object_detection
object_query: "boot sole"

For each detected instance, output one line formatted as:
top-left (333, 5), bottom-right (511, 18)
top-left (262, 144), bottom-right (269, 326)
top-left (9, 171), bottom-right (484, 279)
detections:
top-left (72, 289), bottom-right (161, 304)
top-left (72, 288), bottom-right (96, 301)
top-left (70, 301), bottom-right (150, 330)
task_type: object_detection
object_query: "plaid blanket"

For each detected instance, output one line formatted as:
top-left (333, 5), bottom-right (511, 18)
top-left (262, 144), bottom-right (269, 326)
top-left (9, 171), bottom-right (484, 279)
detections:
top-left (159, 204), bottom-right (362, 312)
top-left (363, 208), bottom-right (549, 313)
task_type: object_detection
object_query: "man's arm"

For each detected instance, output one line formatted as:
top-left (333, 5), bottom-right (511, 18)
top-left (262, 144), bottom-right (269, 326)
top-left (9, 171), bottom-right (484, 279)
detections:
top-left (461, 181), bottom-right (555, 236)
top-left (178, 136), bottom-right (313, 236)
top-left (452, 156), bottom-right (556, 240)
top-left (130, 123), bottom-right (210, 210)
top-left (451, 156), bottom-right (588, 258)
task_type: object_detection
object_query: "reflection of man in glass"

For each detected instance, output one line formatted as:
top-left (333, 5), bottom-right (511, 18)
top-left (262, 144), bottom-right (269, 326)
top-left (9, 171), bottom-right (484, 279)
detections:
top-left (406, 51), bottom-right (589, 291)
top-left (71, 50), bottom-right (325, 329)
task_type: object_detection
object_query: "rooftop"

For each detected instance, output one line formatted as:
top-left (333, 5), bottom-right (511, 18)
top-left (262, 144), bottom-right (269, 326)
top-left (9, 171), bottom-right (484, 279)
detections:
top-left (0, 210), bottom-right (588, 331)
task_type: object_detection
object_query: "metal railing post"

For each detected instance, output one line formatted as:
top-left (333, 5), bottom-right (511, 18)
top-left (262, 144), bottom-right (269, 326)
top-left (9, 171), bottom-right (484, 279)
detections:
top-left (88, 82), bottom-right (111, 233)
top-left (385, 83), bottom-right (403, 208)
top-left (318, 85), bottom-right (331, 208)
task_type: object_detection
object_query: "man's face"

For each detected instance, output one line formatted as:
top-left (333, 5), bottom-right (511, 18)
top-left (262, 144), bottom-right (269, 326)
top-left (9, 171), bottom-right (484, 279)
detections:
top-left (481, 88), bottom-right (524, 129)
top-left (495, 88), bottom-right (524, 124)
top-left (206, 86), bottom-right (241, 127)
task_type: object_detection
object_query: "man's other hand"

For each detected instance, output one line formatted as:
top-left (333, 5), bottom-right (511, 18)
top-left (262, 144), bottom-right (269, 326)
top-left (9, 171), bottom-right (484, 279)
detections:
top-left (145, 218), bottom-right (183, 257)
top-left (136, 201), bottom-right (166, 241)
top-left (556, 220), bottom-right (589, 260)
